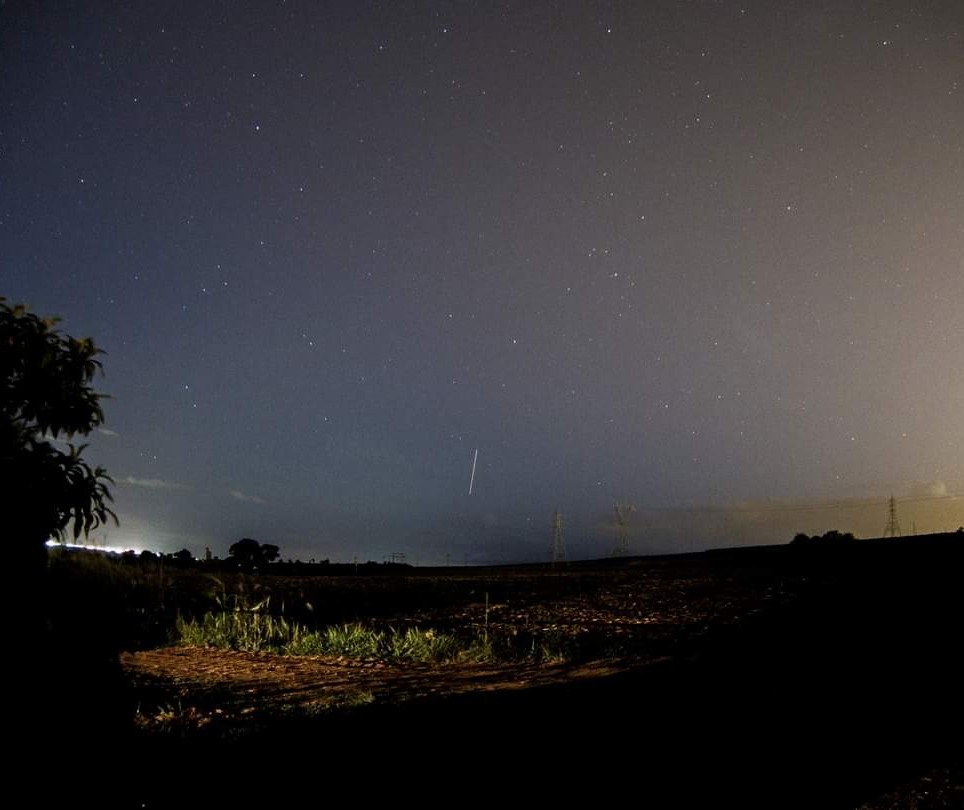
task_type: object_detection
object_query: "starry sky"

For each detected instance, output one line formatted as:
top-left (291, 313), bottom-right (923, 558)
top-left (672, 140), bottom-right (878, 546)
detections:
top-left (3, 1), bottom-right (962, 562)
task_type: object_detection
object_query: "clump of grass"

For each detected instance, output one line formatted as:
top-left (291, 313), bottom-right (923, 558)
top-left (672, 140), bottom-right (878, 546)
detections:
top-left (388, 626), bottom-right (461, 662)
top-left (528, 629), bottom-right (576, 663)
top-left (282, 626), bottom-right (328, 656)
top-left (178, 613), bottom-right (475, 663)
top-left (178, 607), bottom-right (580, 665)
top-left (458, 635), bottom-right (497, 663)
top-left (176, 610), bottom-right (294, 653)
top-left (322, 623), bottom-right (383, 658)
top-left (457, 627), bottom-right (575, 664)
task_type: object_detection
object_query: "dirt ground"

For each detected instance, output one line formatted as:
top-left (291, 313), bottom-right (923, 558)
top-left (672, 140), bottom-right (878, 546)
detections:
top-left (120, 551), bottom-right (799, 736)
top-left (110, 537), bottom-right (963, 808)
top-left (124, 646), bottom-right (644, 734)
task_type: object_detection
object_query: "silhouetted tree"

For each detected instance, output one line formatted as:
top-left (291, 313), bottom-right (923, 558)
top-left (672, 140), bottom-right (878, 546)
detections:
top-left (791, 530), bottom-right (856, 546)
top-left (823, 530), bottom-right (854, 543)
top-left (228, 537), bottom-right (279, 571)
top-left (3, 299), bottom-right (124, 747)
top-left (1, 298), bottom-right (115, 579)
top-left (229, 537), bottom-right (260, 566)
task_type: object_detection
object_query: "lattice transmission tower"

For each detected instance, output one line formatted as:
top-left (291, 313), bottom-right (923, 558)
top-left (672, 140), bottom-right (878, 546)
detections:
top-left (550, 510), bottom-right (567, 567)
top-left (612, 500), bottom-right (636, 556)
top-left (883, 495), bottom-right (902, 538)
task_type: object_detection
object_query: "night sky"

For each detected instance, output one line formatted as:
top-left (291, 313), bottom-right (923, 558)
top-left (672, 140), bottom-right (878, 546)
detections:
top-left (3, 1), bottom-right (962, 562)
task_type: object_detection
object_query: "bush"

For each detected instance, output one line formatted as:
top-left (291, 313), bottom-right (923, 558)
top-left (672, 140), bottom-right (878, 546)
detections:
top-left (791, 530), bottom-right (856, 545)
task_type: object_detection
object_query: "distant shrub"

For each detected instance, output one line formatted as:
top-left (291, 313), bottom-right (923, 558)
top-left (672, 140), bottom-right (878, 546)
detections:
top-left (791, 530), bottom-right (856, 545)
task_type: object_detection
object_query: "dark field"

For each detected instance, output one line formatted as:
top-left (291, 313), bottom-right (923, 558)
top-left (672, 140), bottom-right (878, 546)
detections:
top-left (29, 534), bottom-right (964, 808)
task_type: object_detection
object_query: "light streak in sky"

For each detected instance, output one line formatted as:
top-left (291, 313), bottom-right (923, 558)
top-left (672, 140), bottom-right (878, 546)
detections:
top-left (468, 448), bottom-right (478, 495)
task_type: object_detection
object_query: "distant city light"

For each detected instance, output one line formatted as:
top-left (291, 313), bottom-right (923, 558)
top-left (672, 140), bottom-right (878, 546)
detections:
top-left (46, 539), bottom-right (146, 555)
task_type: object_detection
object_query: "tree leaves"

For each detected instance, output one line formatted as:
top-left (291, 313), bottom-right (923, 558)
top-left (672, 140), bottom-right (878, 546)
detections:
top-left (0, 297), bottom-right (116, 546)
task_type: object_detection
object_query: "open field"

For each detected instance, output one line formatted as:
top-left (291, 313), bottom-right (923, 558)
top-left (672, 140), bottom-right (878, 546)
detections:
top-left (122, 555), bottom-right (800, 736)
top-left (122, 550), bottom-right (808, 736)
top-left (31, 534), bottom-right (964, 807)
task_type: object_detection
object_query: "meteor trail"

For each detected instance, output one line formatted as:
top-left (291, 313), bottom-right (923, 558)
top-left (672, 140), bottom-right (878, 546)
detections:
top-left (468, 448), bottom-right (478, 495)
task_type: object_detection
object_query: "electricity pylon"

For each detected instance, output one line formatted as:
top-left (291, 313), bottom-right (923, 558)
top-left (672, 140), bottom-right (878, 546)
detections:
top-left (551, 510), bottom-right (567, 567)
top-left (613, 499), bottom-right (636, 556)
top-left (883, 495), bottom-right (902, 538)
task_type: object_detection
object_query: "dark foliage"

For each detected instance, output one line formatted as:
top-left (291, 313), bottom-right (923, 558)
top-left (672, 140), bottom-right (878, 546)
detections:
top-left (3, 299), bottom-right (125, 756)
top-left (228, 537), bottom-right (281, 571)
top-left (791, 529), bottom-right (857, 545)
top-left (1, 298), bottom-right (116, 569)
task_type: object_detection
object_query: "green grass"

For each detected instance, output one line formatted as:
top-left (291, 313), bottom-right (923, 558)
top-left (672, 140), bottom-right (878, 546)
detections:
top-left (176, 610), bottom-right (296, 653)
top-left (176, 611), bottom-right (574, 664)
top-left (46, 551), bottom-right (583, 664)
top-left (177, 612), bottom-right (484, 663)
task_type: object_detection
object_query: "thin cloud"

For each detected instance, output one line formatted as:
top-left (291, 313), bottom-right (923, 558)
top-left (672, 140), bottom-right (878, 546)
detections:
top-left (122, 476), bottom-right (188, 490)
top-left (98, 428), bottom-right (119, 437)
top-left (230, 489), bottom-right (265, 504)
top-left (909, 480), bottom-right (948, 499)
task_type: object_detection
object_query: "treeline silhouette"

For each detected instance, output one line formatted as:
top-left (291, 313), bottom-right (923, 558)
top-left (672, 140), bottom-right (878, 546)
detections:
top-left (790, 529), bottom-right (856, 545)
top-left (63, 542), bottom-right (413, 576)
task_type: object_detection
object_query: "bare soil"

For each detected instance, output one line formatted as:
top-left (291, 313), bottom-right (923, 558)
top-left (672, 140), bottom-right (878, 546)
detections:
top-left (47, 535), bottom-right (964, 808)
top-left (121, 553), bottom-right (802, 736)
top-left (124, 647), bottom-right (641, 734)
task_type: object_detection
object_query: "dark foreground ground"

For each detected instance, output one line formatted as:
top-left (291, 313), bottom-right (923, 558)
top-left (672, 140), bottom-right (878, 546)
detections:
top-left (23, 534), bottom-right (964, 808)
